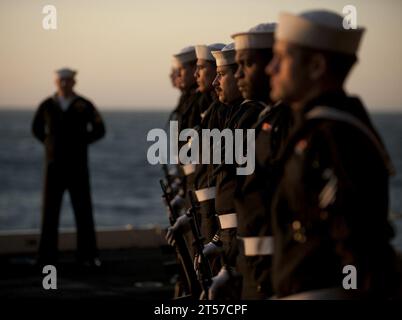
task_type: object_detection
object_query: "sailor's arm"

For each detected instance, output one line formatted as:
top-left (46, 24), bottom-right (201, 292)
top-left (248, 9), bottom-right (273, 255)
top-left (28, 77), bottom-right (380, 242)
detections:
top-left (301, 123), bottom-right (389, 262)
top-left (86, 102), bottom-right (106, 144)
top-left (31, 103), bottom-right (46, 143)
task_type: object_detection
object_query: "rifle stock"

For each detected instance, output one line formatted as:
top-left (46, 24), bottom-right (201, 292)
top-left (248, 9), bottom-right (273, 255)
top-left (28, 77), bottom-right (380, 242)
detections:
top-left (187, 190), bottom-right (213, 300)
top-left (160, 179), bottom-right (201, 298)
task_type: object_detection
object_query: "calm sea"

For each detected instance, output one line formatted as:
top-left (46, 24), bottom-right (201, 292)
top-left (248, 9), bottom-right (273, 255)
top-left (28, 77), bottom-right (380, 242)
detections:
top-left (0, 110), bottom-right (401, 250)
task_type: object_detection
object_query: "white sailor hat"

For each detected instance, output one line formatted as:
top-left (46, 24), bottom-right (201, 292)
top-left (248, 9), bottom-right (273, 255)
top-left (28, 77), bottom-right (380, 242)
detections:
top-left (173, 46), bottom-right (197, 64)
top-left (232, 23), bottom-right (276, 50)
top-left (276, 10), bottom-right (365, 55)
top-left (195, 43), bottom-right (226, 62)
top-left (211, 43), bottom-right (236, 67)
top-left (55, 68), bottom-right (76, 79)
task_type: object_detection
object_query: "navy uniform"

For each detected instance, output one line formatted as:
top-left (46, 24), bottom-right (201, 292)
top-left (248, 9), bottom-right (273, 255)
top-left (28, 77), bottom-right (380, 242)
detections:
top-left (269, 11), bottom-right (397, 299)
top-left (171, 44), bottom-right (225, 260)
top-left (193, 99), bottom-right (227, 244)
top-left (215, 99), bottom-right (264, 269)
top-left (234, 102), bottom-right (292, 299)
top-left (168, 84), bottom-right (194, 125)
top-left (181, 90), bottom-right (216, 211)
top-left (167, 60), bottom-right (183, 124)
top-left (32, 88), bottom-right (105, 264)
top-left (181, 44), bottom-right (225, 211)
top-left (272, 91), bottom-right (397, 298)
top-left (229, 23), bottom-right (287, 299)
top-left (171, 46), bottom-right (199, 202)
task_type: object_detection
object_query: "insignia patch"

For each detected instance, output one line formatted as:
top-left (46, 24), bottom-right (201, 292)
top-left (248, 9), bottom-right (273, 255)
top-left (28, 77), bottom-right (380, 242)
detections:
top-left (292, 220), bottom-right (306, 243)
top-left (261, 122), bottom-right (272, 131)
top-left (295, 139), bottom-right (308, 155)
top-left (319, 168), bottom-right (338, 209)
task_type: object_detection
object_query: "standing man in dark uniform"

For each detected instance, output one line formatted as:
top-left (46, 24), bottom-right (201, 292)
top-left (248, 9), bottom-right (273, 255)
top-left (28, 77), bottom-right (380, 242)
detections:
top-left (167, 59), bottom-right (184, 123)
top-left (174, 46), bottom-right (200, 137)
top-left (190, 43), bottom-right (227, 242)
top-left (198, 43), bottom-right (245, 299)
top-left (231, 23), bottom-right (293, 300)
top-left (166, 44), bottom-right (225, 255)
top-left (32, 68), bottom-right (105, 267)
top-left (208, 24), bottom-right (276, 299)
top-left (183, 43), bottom-right (225, 211)
top-left (171, 46), bottom-right (200, 196)
top-left (267, 10), bottom-right (397, 299)
top-left (166, 44), bottom-right (226, 299)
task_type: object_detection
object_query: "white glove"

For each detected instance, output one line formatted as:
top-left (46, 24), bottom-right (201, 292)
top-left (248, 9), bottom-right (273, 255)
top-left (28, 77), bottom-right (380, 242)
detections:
top-left (203, 241), bottom-right (223, 258)
top-left (168, 165), bottom-right (179, 177)
top-left (208, 266), bottom-right (232, 300)
top-left (170, 194), bottom-right (185, 212)
top-left (168, 176), bottom-right (182, 193)
top-left (165, 214), bottom-right (192, 247)
top-left (194, 241), bottom-right (223, 270)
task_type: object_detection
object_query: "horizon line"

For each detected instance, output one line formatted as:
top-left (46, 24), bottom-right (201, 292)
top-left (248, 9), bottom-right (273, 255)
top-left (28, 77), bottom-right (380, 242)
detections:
top-left (0, 105), bottom-right (401, 113)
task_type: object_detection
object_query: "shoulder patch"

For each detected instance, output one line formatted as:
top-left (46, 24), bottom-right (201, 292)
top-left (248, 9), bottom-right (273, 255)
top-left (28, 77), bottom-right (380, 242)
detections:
top-left (294, 139), bottom-right (308, 155)
top-left (261, 122), bottom-right (272, 131)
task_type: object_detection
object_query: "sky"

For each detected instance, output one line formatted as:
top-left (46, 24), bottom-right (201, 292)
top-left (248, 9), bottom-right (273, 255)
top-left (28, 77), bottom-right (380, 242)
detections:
top-left (0, 0), bottom-right (401, 111)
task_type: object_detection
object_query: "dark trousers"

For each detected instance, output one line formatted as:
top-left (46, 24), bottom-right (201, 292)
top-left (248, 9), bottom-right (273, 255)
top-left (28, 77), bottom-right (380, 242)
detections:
top-left (237, 253), bottom-right (273, 299)
top-left (38, 162), bottom-right (98, 263)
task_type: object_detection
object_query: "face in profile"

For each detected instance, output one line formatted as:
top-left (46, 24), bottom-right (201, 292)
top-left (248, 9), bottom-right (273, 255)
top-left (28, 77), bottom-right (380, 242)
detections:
top-left (212, 65), bottom-right (242, 105)
top-left (194, 59), bottom-right (217, 93)
top-left (235, 49), bottom-right (271, 101)
top-left (169, 67), bottom-right (180, 89)
top-left (177, 62), bottom-right (196, 91)
top-left (266, 40), bottom-right (311, 104)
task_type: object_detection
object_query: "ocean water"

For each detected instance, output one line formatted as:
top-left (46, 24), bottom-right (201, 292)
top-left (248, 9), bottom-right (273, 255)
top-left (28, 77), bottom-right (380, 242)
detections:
top-left (0, 110), bottom-right (401, 250)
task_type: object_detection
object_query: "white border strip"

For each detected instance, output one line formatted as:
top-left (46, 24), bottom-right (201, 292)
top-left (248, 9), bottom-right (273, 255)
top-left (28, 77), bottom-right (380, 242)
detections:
top-left (218, 213), bottom-right (238, 229)
top-left (195, 187), bottom-right (216, 202)
top-left (242, 236), bottom-right (274, 256)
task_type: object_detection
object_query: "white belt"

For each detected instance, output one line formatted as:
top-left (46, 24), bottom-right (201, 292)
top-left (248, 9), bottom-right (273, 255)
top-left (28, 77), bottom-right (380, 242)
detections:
top-left (242, 236), bottom-right (273, 256)
top-left (182, 164), bottom-right (196, 176)
top-left (218, 213), bottom-right (238, 229)
top-left (195, 187), bottom-right (216, 202)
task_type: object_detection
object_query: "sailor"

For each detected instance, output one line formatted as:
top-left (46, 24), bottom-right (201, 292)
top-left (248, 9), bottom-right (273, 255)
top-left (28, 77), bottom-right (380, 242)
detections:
top-left (169, 46), bottom-right (199, 205)
top-left (191, 43), bottom-right (229, 244)
top-left (182, 43), bottom-right (226, 209)
top-left (32, 68), bottom-right (105, 267)
top-left (175, 43), bottom-right (225, 206)
top-left (189, 43), bottom-right (226, 128)
top-left (173, 46), bottom-right (200, 135)
top-left (166, 44), bottom-right (225, 258)
top-left (208, 24), bottom-right (278, 299)
top-left (193, 43), bottom-right (246, 298)
top-left (267, 10), bottom-right (397, 299)
top-left (186, 43), bottom-right (244, 279)
top-left (167, 57), bottom-right (184, 123)
top-left (231, 23), bottom-right (293, 299)
top-left (169, 60), bottom-right (181, 91)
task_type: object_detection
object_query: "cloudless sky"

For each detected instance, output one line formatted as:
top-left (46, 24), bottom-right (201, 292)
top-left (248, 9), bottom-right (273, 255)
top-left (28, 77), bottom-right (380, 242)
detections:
top-left (1, 0), bottom-right (401, 111)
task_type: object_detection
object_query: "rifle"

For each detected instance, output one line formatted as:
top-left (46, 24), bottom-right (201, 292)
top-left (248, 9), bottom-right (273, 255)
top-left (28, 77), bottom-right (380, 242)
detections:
top-left (160, 180), bottom-right (201, 298)
top-left (162, 164), bottom-right (182, 197)
top-left (187, 190), bottom-right (213, 300)
top-left (162, 164), bottom-right (171, 186)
